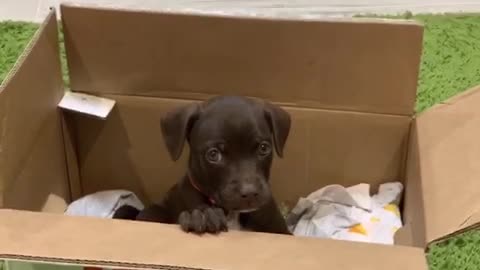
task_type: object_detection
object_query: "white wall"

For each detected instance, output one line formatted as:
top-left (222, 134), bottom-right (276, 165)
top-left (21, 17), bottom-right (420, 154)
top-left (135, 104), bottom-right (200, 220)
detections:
top-left (2, 0), bottom-right (480, 22)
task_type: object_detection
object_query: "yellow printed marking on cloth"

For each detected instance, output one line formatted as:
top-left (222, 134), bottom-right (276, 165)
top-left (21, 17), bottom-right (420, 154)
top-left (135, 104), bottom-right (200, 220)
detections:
top-left (370, 217), bottom-right (381, 223)
top-left (384, 204), bottom-right (401, 217)
top-left (349, 224), bottom-right (368, 235)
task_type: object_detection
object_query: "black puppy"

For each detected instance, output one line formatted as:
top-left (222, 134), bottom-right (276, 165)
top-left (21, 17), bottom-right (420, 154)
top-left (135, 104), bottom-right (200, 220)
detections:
top-left (115, 96), bottom-right (291, 235)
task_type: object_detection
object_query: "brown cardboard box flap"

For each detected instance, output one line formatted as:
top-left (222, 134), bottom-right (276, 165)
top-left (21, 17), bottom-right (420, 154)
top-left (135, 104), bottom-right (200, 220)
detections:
top-left (0, 9), bottom-right (69, 211)
top-left (61, 4), bottom-right (423, 115)
top-left (0, 210), bottom-right (428, 270)
top-left (409, 85), bottom-right (480, 243)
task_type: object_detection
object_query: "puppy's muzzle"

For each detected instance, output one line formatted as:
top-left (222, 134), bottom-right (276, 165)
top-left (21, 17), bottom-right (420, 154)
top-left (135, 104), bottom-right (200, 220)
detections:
top-left (220, 179), bottom-right (270, 211)
top-left (239, 183), bottom-right (259, 201)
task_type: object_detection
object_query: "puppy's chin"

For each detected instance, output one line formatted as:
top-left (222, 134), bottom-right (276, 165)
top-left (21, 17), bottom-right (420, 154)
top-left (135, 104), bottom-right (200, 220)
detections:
top-left (217, 197), bottom-right (269, 213)
top-left (224, 206), bottom-right (260, 214)
top-left (237, 208), bottom-right (259, 213)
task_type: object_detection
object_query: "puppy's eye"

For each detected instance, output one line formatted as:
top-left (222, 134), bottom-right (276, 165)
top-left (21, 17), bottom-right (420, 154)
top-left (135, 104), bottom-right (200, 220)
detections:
top-left (258, 142), bottom-right (272, 156)
top-left (206, 148), bottom-right (222, 163)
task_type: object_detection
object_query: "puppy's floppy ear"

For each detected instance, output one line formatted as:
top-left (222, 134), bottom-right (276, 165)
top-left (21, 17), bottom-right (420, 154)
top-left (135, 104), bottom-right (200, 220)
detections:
top-left (160, 103), bottom-right (200, 161)
top-left (263, 101), bottom-right (291, 158)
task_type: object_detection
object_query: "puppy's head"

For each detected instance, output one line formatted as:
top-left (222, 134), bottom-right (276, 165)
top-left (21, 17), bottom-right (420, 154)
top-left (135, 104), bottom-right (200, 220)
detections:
top-left (161, 96), bottom-right (290, 212)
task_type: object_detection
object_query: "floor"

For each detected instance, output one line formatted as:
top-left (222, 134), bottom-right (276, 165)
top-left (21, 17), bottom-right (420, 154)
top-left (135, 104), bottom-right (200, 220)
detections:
top-left (2, 0), bottom-right (480, 22)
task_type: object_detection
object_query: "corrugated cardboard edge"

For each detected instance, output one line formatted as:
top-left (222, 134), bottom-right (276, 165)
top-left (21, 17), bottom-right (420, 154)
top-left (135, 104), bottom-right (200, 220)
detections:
top-left (0, 7), bottom-right (71, 211)
top-left (0, 6), bottom-right (45, 206)
top-left (60, 3), bottom-right (423, 116)
top-left (61, 2), bottom-right (422, 24)
top-left (0, 16), bottom-right (50, 92)
top-left (48, 6), bottom-right (83, 204)
top-left (0, 210), bottom-right (428, 270)
top-left (392, 114), bottom-right (419, 247)
top-left (402, 119), bottom-right (428, 248)
top-left (428, 222), bottom-right (480, 250)
top-left (413, 84), bottom-right (480, 248)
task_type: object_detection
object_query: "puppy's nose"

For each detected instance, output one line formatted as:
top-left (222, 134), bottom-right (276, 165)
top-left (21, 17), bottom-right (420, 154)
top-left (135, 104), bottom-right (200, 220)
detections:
top-left (240, 184), bottom-right (259, 200)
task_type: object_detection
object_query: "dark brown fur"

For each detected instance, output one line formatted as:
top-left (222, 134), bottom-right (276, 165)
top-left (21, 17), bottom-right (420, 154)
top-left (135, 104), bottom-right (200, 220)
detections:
top-left (114, 96), bottom-right (291, 235)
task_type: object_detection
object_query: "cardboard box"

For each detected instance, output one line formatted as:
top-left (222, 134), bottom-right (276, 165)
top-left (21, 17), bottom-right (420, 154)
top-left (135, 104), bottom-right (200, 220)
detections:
top-left (1, 4), bottom-right (478, 270)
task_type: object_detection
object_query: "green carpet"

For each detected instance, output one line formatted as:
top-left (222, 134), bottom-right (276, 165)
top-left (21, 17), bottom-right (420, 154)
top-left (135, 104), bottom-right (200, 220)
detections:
top-left (2, 14), bottom-right (480, 270)
top-left (414, 14), bottom-right (480, 112)
top-left (0, 21), bottom-right (37, 83)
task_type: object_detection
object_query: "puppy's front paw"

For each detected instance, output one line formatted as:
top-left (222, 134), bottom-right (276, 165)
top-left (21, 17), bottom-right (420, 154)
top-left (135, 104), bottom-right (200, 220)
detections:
top-left (178, 207), bottom-right (228, 234)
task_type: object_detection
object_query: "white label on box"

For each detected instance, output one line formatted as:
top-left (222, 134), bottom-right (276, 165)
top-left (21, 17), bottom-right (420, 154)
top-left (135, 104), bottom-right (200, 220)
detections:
top-left (58, 92), bottom-right (115, 119)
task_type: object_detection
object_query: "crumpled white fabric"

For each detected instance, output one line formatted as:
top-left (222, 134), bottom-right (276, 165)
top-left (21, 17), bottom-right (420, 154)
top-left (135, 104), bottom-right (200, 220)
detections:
top-left (286, 182), bottom-right (403, 245)
top-left (64, 190), bottom-right (144, 218)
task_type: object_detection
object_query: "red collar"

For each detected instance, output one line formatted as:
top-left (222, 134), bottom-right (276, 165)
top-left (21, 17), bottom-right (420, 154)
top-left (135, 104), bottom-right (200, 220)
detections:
top-left (188, 172), bottom-right (216, 205)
